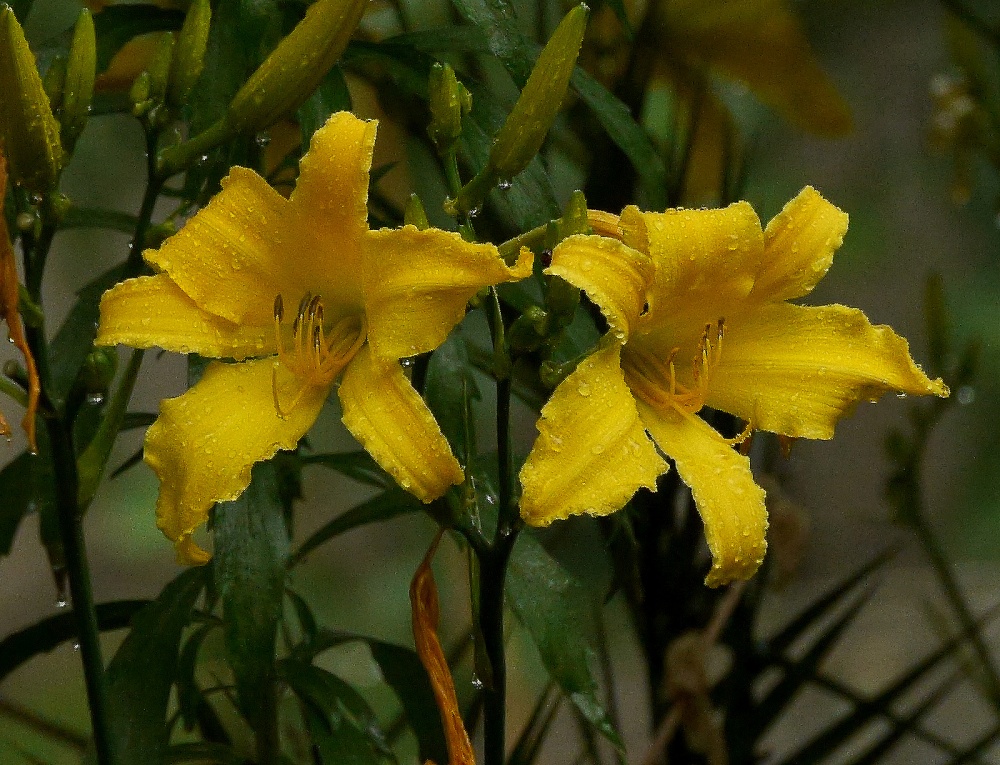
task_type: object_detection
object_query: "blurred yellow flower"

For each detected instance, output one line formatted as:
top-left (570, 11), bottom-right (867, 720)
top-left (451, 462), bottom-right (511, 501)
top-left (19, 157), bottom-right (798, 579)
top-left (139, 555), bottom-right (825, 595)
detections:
top-left (519, 188), bottom-right (947, 586)
top-left (97, 111), bottom-right (531, 564)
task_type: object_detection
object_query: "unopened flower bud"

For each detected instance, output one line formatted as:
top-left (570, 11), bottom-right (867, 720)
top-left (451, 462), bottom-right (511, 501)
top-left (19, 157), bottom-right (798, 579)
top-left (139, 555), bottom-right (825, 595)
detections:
top-left (226, 0), bottom-right (366, 135)
top-left (428, 62), bottom-right (471, 154)
top-left (0, 5), bottom-right (64, 193)
top-left (80, 346), bottom-right (118, 394)
top-left (167, 0), bottom-right (210, 110)
top-left (508, 305), bottom-right (550, 352)
top-left (404, 193), bottom-right (430, 230)
top-left (61, 9), bottom-right (96, 152)
top-left (42, 54), bottom-right (67, 110)
top-left (487, 4), bottom-right (588, 181)
top-left (147, 32), bottom-right (176, 104)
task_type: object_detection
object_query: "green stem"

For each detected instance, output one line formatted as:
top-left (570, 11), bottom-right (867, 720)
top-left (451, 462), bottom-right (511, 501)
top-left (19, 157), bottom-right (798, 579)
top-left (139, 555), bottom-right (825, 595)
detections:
top-left (46, 414), bottom-right (116, 765)
top-left (156, 118), bottom-right (233, 178)
top-left (478, 543), bottom-right (511, 765)
top-left (254, 679), bottom-right (281, 765)
top-left (499, 223), bottom-right (547, 262)
top-left (129, 132), bottom-right (166, 273)
top-left (476, 285), bottom-right (521, 765)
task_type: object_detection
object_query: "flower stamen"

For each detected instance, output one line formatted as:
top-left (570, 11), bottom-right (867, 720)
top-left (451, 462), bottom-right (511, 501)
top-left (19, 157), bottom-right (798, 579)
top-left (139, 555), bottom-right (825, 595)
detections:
top-left (624, 318), bottom-right (725, 416)
top-left (271, 292), bottom-right (366, 418)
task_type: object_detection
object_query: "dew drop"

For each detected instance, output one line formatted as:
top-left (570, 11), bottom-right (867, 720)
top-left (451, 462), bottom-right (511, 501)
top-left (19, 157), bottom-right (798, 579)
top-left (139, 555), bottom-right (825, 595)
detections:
top-left (55, 596), bottom-right (68, 609)
top-left (577, 382), bottom-right (591, 396)
top-left (72, 642), bottom-right (81, 652)
top-left (471, 675), bottom-right (484, 690)
top-left (497, 180), bottom-right (512, 190)
top-left (957, 385), bottom-right (975, 405)
top-left (255, 132), bottom-right (271, 147)
top-left (86, 392), bottom-right (104, 405)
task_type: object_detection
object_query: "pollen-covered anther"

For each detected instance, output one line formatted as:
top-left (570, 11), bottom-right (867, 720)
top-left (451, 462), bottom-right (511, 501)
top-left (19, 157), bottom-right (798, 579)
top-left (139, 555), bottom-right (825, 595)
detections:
top-left (624, 318), bottom-right (725, 416)
top-left (271, 291), bottom-right (366, 418)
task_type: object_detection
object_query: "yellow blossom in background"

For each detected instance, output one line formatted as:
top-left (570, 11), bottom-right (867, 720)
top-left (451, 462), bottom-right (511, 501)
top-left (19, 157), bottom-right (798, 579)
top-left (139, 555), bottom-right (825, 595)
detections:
top-left (584, 0), bottom-right (853, 204)
top-left (519, 187), bottom-right (947, 587)
top-left (97, 111), bottom-right (531, 564)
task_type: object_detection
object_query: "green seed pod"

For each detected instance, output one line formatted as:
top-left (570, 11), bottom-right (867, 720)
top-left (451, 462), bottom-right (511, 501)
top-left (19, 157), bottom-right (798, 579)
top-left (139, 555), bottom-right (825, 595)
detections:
top-left (61, 9), bottom-right (96, 152)
top-left (226, 0), bottom-right (367, 135)
top-left (167, 0), bottom-right (211, 110)
top-left (403, 193), bottom-right (430, 230)
top-left (487, 4), bottom-right (588, 181)
top-left (0, 6), bottom-right (64, 194)
top-left (427, 62), bottom-right (471, 154)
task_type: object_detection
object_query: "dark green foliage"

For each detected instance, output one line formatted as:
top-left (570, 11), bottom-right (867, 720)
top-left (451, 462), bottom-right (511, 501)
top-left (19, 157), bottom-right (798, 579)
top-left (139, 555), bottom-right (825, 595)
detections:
top-left (213, 461), bottom-right (288, 730)
top-left (105, 569), bottom-right (206, 764)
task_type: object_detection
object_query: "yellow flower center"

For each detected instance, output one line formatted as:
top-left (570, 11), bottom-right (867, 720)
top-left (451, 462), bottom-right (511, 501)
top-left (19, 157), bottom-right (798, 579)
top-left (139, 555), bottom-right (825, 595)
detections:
top-left (271, 292), bottom-right (366, 418)
top-left (623, 319), bottom-right (725, 416)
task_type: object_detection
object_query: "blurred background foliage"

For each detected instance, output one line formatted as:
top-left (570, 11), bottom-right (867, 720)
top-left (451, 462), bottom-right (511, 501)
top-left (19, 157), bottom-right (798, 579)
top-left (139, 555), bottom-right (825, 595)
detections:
top-left (3, 0), bottom-right (1000, 763)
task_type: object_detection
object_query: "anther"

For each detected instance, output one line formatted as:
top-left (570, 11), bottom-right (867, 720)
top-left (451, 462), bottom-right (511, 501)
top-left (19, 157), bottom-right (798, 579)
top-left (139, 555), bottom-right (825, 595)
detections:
top-left (273, 294), bottom-right (284, 321)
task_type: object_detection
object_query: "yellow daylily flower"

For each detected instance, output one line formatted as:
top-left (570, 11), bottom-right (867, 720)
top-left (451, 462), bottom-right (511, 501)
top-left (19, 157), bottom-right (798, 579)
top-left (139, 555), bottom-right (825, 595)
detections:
top-left (97, 111), bottom-right (531, 564)
top-left (519, 187), bottom-right (947, 587)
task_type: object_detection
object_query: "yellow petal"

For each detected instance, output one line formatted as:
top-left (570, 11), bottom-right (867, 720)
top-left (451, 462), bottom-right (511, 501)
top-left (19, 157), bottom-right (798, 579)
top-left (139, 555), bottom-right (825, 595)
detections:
top-left (750, 186), bottom-right (849, 302)
top-left (97, 274), bottom-right (275, 359)
top-left (707, 302), bottom-right (950, 440)
top-left (362, 229), bottom-right (531, 361)
top-left (520, 340), bottom-right (668, 526)
top-left (619, 201), bottom-right (763, 352)
top-left (290, 111), bottom-right (374, 293)
top-left (547, 234), bottom-right (653, 341)
top-left (146, 357), bottom-right (329, 563)
top-left (144, 166), bottom-right (309, 325)
top-left (339, 344), bottom-right (463, 501)
top-left (662, 0), bottom-right (852, 137)
top-left (638, 401), bottom-right (767, 587)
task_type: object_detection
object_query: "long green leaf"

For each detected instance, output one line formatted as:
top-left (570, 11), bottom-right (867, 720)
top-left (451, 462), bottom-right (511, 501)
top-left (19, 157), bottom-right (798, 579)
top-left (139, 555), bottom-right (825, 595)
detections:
top-left (0, 600), bottom-right (148, 681)
top-left (281, 658), bottom-right (391, 765)
top-left (300, 450), bottom-right (388, 488)
top-left (766, 550), bottom-right (894, 655)
top-left (507, 531), bottom-right (623, 750)
top-left (369, 641), bottom-right (448, 765)
top-left (0, 452), bottom-right (33, 555)
top-left (214, 460), bottom-right (288, 729)
top-left (753, 589), bottom-right (874, 736)
top-left (290, 488), bottom-right (421, 566)
top-left (48, 261), bottom-right (129, 404)
top-left (105, 569), bottom-right (206, 764)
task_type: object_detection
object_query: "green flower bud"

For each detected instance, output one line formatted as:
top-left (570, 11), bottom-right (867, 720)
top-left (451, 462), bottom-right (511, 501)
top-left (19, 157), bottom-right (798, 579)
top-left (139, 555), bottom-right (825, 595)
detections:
top-left (80, 346), bottom-right (118, 395)
top-left (42, 54), bottom-right (67, 110)
top-left (545, 274), bottom-right (579, 326)
top-left (130, 71), bottom-right (153, 117)
top-left (226, 0), bottom-right (366, 135)
top-left (147, 32), bottom-right (176, 104)
top-left (428, 62), bottom-right (471, 154)
top-left (0, 5), bottom-right (64, 194)
top-left (487, 5), bottom-right (588, 181)
top-left (404, 193), bottom-right (430, 230)
top-left (61, 9), bottom-right (96, 152)
top-left (167, 0), bottom-right (210, 110)
top-left (540, 358), bottom-right (577, 389)
top-left (508, 305), bottom-right (550, 352)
